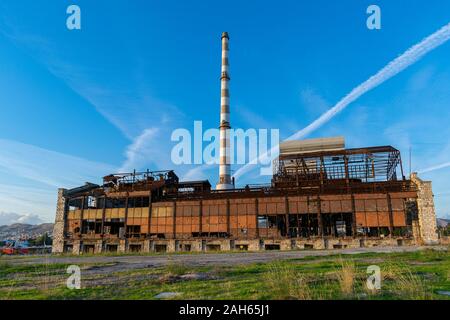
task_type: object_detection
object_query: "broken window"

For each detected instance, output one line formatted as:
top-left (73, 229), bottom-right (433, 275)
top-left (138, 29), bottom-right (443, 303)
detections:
top-left (288, 214), bottom-right (319, 238)
top-left (105, 198), bottom-right (126, 208)
top-left (68, 198), bottom-right (83, 210)
top-left (258, 216), bottom-right (268, 228)
top-left (128, 197), bottom-right (150, 208)
top-left (97, 197), bottom-right (105, 209)
top-left (258, 215), bottom-right (287, 237)
top-left (81, 219), bottom-right (102, 235)
top-left (126, 225), bottom-right (141, 238)
top-left (81, 220), bottom-right (96, 234)
top-left (321, 213), bottom-right (353, 237)
top-left (103, 219), bottom-right (124, 235)
top-left (86, 196), bottom-right (97, 209)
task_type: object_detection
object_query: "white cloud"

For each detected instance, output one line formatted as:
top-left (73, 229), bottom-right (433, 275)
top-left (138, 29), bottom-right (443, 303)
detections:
top-left (0, 139), bottom-right (117, 222)
top-left (1, 19), bottom-right (186, 171)
top-left (406, 65), bottom-right (435, 91)
top-left (234, 21), bottom-right (450, 181)
top-left (119, 128), bottom-right (159, 172)
top-left (288, 22), bottom-right (450, 142)
top-left (181, 165), bottom-right (214, 182)
top-left (419, 161), bottom-right (450, 174)
top-left (300, 87), bottom-right (329, 114)
top-left (0, 212), bottom-right (44, 226)
top-left (0, 138), bottom-right (115, 188)
top-left (0, 23), bottom-right (188, 218)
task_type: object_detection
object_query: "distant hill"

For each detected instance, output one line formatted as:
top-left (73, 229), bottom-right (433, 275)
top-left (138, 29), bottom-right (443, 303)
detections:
top-left (0, 223), bottom-right (54, 241)
top-left (437, 218), bottom-right (450, 228)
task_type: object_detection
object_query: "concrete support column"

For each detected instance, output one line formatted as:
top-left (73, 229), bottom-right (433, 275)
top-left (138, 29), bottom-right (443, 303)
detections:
top-left (73, 240), bottom-right (81, 255)
top-left (280, 239), bottom-right (292, 250)
top-left (52, 188), bottom-right (67, 254)
top-left (94, 240), bottom-right (103, 254)
top-left (247, 240), bottom-right (260, 251)
top-left (412, 220), bottom-right (421, 243)
top-left (143, 240), bottom-right (151, 253)
top-left (186, 240), bottom-right (202, 252)
top-left (219, 240), bottom-right (232, 251)
top-left (167, 240), bottom-right (176, 252)
top-left (118, 239), bottom-right (127, 253)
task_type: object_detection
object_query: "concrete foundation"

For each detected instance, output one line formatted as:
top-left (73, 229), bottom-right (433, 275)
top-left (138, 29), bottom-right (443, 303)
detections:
top-left (65, 235), bottom-right (422, 255)
top-left (95, 240), bottom-right (103, 254)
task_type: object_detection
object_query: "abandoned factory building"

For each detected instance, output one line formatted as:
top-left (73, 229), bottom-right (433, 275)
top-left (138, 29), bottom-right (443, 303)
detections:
top-left (52, 137), bottom-right (439, 254)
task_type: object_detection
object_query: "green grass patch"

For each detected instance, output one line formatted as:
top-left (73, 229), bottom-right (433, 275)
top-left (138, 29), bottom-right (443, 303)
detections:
top-left (1, 248), bottom-right (449, 300)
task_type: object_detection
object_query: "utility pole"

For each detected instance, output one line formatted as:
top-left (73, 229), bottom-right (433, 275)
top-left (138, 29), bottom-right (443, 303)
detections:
top-left (409, 146), bottom-right (412, 178)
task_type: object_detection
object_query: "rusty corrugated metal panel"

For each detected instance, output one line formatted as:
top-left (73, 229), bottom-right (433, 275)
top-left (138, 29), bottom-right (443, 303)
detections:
top-left (68, 210), bottom-right (82, 219)
top-left (105, 208), bottom-right (126, 219)
top-left (393, 211), bottom-right (407, 227)
top-left (365, 212), bottom-right (380, 227)
top-left (389, 191), bottom-right (417, 199)
top-left (258, 198), bottom-right (286, 214)
top-left (391, 198), bottom-right (405, 211)
top-left (353, 193), bottom-right (387, 200)
top-left (152, 201), bottom-right (174, 208)
top-left (376, 199), bottom-right (389, 211)
top-left (377, 212), bottom-right (390, 226)
top-left (364, 199), bottom-right (377, 211)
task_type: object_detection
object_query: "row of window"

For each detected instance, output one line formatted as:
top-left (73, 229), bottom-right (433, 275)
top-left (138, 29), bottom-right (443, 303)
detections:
top-left (69, 196), bottom-right (150, 210)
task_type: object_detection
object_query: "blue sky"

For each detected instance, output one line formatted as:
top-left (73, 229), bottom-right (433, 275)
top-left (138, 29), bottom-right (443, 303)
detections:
top-left (0, 0), bottom-right (450, 223)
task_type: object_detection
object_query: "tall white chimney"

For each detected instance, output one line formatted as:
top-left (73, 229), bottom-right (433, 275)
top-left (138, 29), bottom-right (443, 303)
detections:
top-left (216, 32), bottom-right (234, 190)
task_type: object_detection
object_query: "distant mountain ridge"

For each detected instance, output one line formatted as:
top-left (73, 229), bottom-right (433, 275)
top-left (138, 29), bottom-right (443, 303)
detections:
top-left (437, 218), bottom-right (450, 228)
top-left (0, 223), bottom-right (54, 241)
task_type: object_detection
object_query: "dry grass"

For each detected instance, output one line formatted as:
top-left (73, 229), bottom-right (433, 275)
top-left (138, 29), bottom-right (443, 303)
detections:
top-left (165, 260), bottom-right (189, 276)
top-left (335, 259), bottom-right (356, 297)
top-left (384, 263), bottom-right (431, 300)
top-left (265, 262), bottom-right (313, 300)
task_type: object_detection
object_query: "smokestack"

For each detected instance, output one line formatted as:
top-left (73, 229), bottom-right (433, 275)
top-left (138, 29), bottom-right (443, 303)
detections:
top-left (216, 32), bottom-right (234, 190)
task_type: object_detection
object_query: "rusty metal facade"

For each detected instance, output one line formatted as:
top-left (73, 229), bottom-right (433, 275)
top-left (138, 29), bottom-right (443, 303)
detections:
top-left (60, 145), bottom-right (420, 249)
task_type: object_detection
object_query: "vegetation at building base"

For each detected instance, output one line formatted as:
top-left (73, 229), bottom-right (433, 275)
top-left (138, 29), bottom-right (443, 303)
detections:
top-left (0, 249), bottom-right (448, 300)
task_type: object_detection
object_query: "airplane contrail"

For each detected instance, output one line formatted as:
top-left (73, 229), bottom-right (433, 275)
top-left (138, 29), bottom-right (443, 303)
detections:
top-left (418, 161), bottom-right (450, 174)
top-left (233, 22), bottom-right (450, 180)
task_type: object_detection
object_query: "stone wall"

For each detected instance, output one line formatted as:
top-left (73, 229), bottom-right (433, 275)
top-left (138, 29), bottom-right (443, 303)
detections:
top-left (411, 173), bottom-right (439, 244)
top-left (52, 188), bottom-right (67, 254)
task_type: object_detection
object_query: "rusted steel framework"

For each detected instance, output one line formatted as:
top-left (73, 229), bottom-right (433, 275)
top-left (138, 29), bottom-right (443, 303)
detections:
top-left (103, 170), bottom-right (179, 192)
top-left (275, 146), bottom-right (404, 182)
top-left (273, 145), bottom-right (405, 191)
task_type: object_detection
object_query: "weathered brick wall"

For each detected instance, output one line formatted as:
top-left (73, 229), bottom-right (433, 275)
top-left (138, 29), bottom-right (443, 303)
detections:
top-left (411, 173), bottom-right (439, 244)
top-left (52, 188), bottom-right (67, 254)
